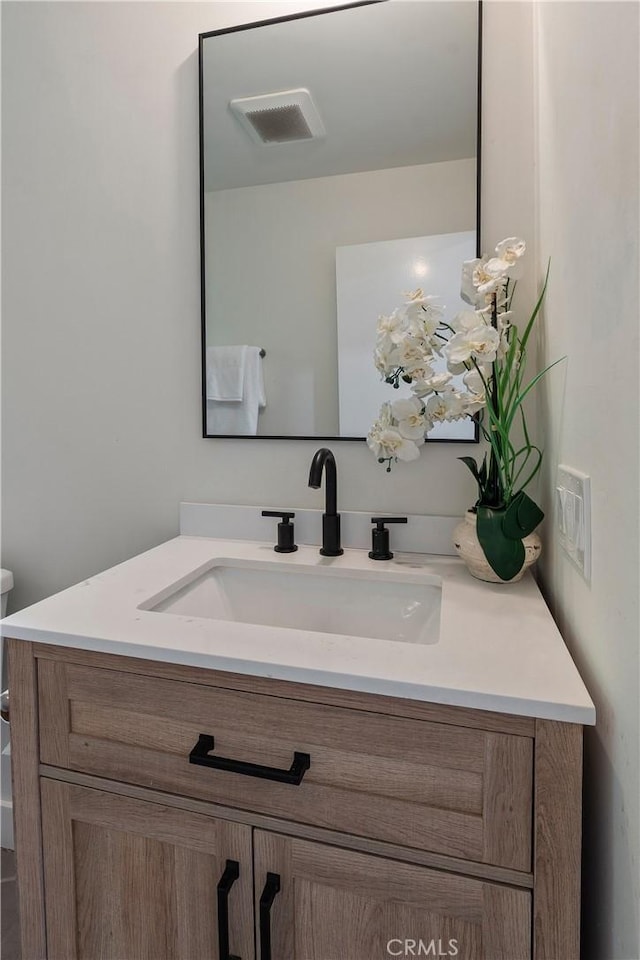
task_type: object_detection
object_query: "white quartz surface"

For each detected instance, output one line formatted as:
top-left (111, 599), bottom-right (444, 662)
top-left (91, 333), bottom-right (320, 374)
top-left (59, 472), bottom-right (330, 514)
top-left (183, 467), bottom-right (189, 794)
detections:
top-left (1, 536), bottom-right (595, 724)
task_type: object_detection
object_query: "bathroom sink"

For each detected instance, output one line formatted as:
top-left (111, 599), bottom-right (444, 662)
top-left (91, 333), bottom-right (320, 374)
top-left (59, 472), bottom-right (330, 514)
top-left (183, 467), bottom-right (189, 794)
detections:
top-left (143, 559), bottom-right (441, 645)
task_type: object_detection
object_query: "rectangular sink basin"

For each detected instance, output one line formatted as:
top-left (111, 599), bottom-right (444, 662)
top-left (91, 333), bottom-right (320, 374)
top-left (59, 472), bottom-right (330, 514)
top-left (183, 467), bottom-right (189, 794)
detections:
top-left (143, 559), bottom-right (441, 645)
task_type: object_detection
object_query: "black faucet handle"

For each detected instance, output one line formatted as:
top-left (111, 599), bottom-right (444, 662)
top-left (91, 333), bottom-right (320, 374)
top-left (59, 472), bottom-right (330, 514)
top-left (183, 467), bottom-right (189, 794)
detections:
top-left (369, 516), bottom-right (408, 561)
top-left (371, 517), bottom-right (408, 529)
top-left (261, 510), bottom-right (298, 553)
top-left (262, 510), bottom-right (295, 522)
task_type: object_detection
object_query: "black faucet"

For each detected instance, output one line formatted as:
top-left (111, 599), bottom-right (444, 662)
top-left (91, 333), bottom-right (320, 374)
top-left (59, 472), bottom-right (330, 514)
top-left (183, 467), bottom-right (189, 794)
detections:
top-left (308, 448), bottom-right (343, 556)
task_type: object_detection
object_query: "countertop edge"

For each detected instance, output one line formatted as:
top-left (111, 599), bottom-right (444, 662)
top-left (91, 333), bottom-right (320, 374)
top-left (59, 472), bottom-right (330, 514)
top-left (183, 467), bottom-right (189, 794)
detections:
top-left (2, 624), bottom-right (597, 726)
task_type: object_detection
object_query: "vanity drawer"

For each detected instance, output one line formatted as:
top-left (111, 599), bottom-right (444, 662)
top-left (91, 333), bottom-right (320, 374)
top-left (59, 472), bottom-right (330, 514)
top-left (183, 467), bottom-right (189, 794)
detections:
top-left (37, 658), bottom-right (533, 871)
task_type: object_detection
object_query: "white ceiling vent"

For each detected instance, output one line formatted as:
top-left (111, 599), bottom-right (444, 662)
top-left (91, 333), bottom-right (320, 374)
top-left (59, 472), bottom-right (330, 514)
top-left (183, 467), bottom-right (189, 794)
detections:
top-left (229, 88), bottom-right (326, 145)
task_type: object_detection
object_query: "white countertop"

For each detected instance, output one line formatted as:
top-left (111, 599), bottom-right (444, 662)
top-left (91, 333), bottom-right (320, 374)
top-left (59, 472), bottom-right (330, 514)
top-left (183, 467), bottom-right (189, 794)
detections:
top-left (1, 536), bottom-right (595, 725)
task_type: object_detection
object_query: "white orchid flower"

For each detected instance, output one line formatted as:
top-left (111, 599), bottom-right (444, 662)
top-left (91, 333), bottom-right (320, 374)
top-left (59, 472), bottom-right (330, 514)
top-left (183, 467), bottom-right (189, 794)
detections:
top-left (367, 422), bottom-right (421, 462)
top-left (463, 367), bottom-right (488, 395)
top-left (391, 397), bottom-right (422, 420)
top-left (411, 380), bottom-right (433, 399)
top-left (461, 240), bottom-right (525, 306)
top-left (426, 392), bottom-right (466, 423)
top-left (374, 342), bottom-right (400, 378)
top-left (474, 257), bottom-right (509, 295)
top-left (395, 337), bottom-right (430, 372)
top-left (390, 397), bottom-right (427, 440)
top-left (444, 325), bottom-right (500, 366)
top-left (403, 288), bottom-right (426, 303)
top-left (488, 238), bottom-right (526, 282)
top-left (367, 404), bottom-right (394, 456)
top-left (483, 256), bottom-right (516, 284)
top-left (495, 237), bottom-right (525, 265)
top-left (401, 289), bottom-right (438, 311)
top-left (382, 430), bottom-right (422, 461)
top-left (407, 309), bottom-right (441, 340)
top-left (451, 309), bottom-right (487, 333)
top-left (370, 236), bottom-right (537, 472)
top-left (468, 324), bottom-right (500, 362)
top-left (463, 393), bottom-right (486, 415)
top-left (411, 371), bottom-right (453, 398)
top-left (404, 360), bottom-right (435, 383)
top-left (444, 331), bottom-right (473, 366)
top-left (376, 308), bottom-right (406, 345)
top-left (400, 292), bottom-right (444, 339)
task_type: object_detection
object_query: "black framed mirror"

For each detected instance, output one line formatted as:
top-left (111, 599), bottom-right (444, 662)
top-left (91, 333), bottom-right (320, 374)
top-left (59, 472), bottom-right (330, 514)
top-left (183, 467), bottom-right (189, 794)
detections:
top-left (199, 0), bottom-right (482, 441)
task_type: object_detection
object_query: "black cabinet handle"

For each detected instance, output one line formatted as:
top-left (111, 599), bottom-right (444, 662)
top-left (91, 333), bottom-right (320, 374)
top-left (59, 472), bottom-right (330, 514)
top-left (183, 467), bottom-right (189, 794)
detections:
top-left (259, 872), bottom-right (281, 960)
top-left (217, 860), bottom-right (240, 960)
top-left (189, 734), bottom-right (311, 785)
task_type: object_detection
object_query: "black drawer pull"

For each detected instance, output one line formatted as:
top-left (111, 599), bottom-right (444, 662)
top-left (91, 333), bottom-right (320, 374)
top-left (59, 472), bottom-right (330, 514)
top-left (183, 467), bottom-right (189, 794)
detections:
top-left (259, 872), bottom-right (281, 960)
top-left (217, 860), bottom-right (240, 960)
top-left (189, 734), bottom-right (311, 785)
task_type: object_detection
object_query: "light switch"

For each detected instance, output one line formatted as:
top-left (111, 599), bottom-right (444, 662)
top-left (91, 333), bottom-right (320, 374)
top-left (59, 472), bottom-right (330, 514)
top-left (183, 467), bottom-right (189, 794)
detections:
top-left (556, 465), bottom-right (591, 581)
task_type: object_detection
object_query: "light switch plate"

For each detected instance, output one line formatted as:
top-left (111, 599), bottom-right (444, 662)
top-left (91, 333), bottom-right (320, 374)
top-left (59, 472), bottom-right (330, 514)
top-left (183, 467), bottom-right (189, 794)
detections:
top-left (556, 465), bottom-right (591, 581)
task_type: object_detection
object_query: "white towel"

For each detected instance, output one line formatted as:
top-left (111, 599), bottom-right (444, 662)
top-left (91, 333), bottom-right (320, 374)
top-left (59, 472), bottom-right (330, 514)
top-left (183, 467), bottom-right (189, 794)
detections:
top-left (206, 346), bottom-right (247, 401)
top-left (207, 346), bottom-right (266, 435)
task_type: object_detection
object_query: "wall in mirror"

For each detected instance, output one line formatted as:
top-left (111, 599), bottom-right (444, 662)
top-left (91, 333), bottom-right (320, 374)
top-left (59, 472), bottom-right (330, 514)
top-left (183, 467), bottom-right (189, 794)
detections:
top-left (200, 0), bottom-right (481, 440)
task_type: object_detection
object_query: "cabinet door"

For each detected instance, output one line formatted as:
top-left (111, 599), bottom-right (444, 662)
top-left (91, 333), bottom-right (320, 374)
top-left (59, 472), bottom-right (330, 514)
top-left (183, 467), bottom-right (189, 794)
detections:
top-left (41, 779), bottom-right (254, 960)
top-left (254, 831), bottom-right (531, 960)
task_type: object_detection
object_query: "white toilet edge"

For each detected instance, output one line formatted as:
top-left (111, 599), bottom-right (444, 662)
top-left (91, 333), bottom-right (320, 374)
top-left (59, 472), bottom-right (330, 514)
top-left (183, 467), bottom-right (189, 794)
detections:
top-left (0, 570), bottom-right (14, 596)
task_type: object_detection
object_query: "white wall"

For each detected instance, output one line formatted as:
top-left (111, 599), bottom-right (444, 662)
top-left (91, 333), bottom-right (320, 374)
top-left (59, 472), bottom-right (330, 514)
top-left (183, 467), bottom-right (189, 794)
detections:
top-left (206, 159), bottom-right (475, 435)
top-left (5, 0), bottom-right (523, 613)
top-left (534, 4), bottom-right (640, 958)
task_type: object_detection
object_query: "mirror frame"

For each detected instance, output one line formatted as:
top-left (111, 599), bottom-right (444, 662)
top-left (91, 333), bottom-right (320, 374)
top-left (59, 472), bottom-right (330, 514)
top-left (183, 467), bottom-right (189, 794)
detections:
top-left (199, 0), bottom-right (482, 442)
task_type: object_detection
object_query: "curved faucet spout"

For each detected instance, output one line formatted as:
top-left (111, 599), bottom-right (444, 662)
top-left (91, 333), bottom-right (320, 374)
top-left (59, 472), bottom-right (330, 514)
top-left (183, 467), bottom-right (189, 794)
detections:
top-left (308, 448), bottom-right (337, 516)
top-left (308, 448), bottom-right (342, 556)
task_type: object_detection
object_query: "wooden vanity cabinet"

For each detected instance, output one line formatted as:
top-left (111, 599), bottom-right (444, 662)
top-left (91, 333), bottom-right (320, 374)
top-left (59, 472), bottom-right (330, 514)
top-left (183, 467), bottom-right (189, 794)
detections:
top-left (40, 781), bottom-right (254, 960)
top-left (8, 639), bottom-right (584, 960)
top-left (254, 830), bottom-right (531, 960)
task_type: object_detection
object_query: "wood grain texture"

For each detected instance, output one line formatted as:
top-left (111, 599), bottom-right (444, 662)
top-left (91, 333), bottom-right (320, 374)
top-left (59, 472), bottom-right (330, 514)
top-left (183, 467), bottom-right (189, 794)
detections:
top-left (34, 643), bottom-right (535, 735)
top-left (37, 659), bottom-right (69, 767)
top-left (533, 720), bottom-right (583, 960)
top-left (38, 659), bottom-right (533, 868)
top-left (67, 732), bottom-right (487, 860)
top-left (40, 779), bottom-right (254, 960)
top-left (40, 764), bottom-right (534, 889)
top-left (254, 830), bottom-right (531, 960)
top-left (7, 638), bottom-right (47, 959)
top-left (70, 700), bottom-right (485, 813)
top-left (40, 780), bottom-right (77, 960)
top-left (483, 733), bottom-right (533, 870)
top-left (482, 884), bottom-right (531, 960)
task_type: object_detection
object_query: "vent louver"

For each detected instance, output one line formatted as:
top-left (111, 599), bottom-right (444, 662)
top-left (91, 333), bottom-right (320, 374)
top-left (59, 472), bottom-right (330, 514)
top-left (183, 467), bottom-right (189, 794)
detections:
top-left (245, 105), bottom-right (313, 143)
top-left (229, 89), bottom-right (325, 145)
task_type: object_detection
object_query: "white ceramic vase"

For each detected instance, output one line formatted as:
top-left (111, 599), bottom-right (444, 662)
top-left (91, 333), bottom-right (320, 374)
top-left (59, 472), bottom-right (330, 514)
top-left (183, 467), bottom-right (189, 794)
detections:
top-left (453, 510), bottom-right (542, 583)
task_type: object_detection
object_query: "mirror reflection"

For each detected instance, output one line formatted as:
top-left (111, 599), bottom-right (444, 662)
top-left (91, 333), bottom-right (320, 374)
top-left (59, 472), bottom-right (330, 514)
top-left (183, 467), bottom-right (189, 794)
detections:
top-left (200, 0), bottom-right (480, 440)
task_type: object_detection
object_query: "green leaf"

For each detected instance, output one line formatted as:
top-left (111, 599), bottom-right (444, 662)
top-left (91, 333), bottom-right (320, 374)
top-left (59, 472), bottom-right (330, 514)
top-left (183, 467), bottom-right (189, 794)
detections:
top-left (503, 492), bottom-right (544, 540)
top-left (458, 457), bottom-right (480, 482)
top-left (505, 356), bottom-right (566, 434)
top-left (476, 506), bottom-right (525, 581)
top-left (478, 453), bottom-right (488, 487)
top-left (519, 259), bottom-right (551, 355)
top-left (458, 456), bottom-right (485, 503)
